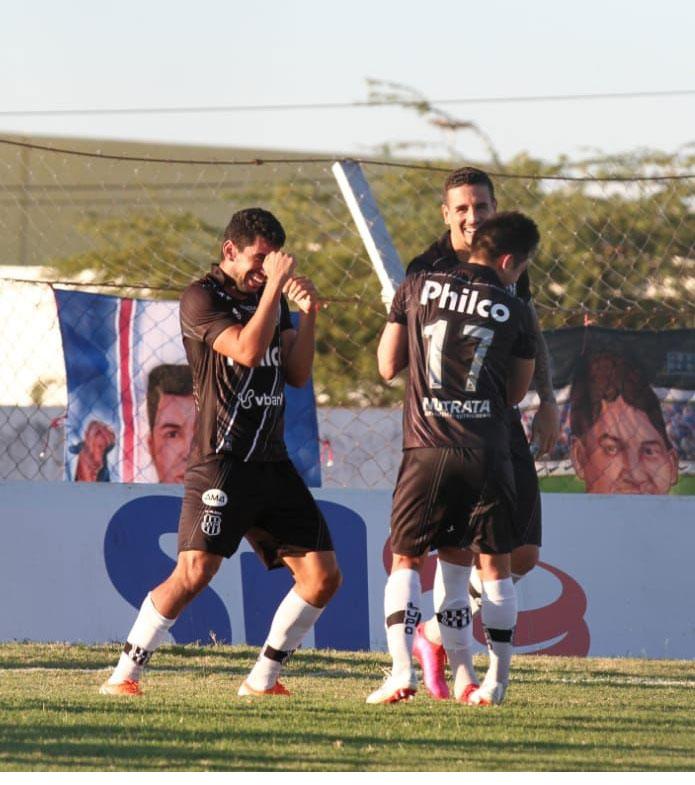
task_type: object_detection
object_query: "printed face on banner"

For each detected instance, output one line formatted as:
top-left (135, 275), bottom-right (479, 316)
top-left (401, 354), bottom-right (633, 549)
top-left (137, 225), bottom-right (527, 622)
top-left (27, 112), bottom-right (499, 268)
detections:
top-left (148, 392), bottom-right (196, 484)
top-left (571, 396), bottom-right (679, 495)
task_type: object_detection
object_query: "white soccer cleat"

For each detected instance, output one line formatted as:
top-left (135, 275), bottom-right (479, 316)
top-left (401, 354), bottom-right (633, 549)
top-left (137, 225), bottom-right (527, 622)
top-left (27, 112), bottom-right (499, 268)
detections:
top-left (465, 681), bottom-right (507, 706)
top-left (366, 670), bottom-right (418, 704)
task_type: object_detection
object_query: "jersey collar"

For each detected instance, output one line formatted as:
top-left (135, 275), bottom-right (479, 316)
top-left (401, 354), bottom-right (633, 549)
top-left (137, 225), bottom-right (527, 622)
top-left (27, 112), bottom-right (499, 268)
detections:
top-left (209, 263), bottom-right (257, 301)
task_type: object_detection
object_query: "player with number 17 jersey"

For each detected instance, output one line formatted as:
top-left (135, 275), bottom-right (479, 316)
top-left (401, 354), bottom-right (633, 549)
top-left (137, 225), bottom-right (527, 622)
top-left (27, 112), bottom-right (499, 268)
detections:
top-left (389, 262), bottom-right (536, 452)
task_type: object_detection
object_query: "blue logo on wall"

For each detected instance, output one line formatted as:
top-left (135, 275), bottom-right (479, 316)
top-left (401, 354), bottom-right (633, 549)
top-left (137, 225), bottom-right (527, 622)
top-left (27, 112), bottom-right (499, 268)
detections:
top-left (103, 495), bottom-right (370, 650)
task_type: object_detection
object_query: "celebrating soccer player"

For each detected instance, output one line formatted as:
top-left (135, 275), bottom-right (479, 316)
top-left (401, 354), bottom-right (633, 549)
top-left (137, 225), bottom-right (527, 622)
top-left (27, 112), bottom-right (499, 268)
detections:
top-left (369, 212), bottom-right (539, 706)
top-left (407, 167), bottom-right (559, 699)
top-left (101, 208), bottom-right (341, 697)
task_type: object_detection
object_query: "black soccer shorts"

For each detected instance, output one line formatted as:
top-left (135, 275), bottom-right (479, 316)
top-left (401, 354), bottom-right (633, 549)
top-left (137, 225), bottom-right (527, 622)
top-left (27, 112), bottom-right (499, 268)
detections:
top-left (177, 454), bottom-right (333, 569)
top-left (508, 412), bottom-right (542, 547)
top-left (389, 446), bottom-right (518, 557)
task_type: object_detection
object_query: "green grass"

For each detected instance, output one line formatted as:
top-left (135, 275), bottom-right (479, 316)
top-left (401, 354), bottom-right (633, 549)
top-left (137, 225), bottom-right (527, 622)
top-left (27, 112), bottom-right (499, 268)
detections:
top-left (539, 475), bottom-right (695, 494)
top-left (0, 643), bottom-right (693, 771)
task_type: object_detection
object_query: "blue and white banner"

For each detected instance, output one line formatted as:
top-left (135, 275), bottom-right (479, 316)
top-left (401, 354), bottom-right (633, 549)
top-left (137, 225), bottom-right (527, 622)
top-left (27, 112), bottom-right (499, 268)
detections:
top-left (54, 289), bottom-right (321, 486)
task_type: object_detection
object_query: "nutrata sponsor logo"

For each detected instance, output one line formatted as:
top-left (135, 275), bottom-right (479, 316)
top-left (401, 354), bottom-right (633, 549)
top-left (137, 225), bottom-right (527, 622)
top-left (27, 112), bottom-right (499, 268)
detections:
top-left (201, 489), bottom-right (228, 507)
top-left (422, 397), bottom-right (491, 418)
top-left (420, 280), bottom-right (510, 323)
top-left (238, 389), bottom-right (284, 409)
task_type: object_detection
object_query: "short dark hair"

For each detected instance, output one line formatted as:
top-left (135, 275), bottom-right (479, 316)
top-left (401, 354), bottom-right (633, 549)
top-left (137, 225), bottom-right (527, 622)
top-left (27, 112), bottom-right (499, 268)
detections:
top-left (469, 211), bottom-right (539, 267)
top-left (221, 208), bottom-right (286, 258)
top-left (147, 364), bottom-right (194, 431)
top-left (443, 166), bottom-right (496, 203)
top-left (570, 352), bottom-right (672, 448)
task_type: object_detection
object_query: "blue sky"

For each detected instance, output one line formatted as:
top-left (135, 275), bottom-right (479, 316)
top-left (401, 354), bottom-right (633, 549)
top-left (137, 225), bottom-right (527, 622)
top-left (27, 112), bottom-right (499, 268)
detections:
top-left (3, 0), bottom-right (693, 162)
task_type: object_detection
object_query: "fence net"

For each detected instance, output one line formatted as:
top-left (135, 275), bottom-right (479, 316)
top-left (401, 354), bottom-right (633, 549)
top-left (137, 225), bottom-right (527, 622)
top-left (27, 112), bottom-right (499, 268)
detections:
top-left (0, 136), bottom-right (693, 488)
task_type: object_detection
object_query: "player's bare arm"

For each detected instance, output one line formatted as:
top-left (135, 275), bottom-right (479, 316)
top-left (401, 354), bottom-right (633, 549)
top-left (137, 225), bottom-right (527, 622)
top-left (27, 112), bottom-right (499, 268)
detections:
top-left (528, 302), bottom-right (560, 454)
top-left (212, 250), bottom-right (295, 366)
top-left (281, 275), bottom-right (319, 387)
top-left (507, 357), bottom-right (535, 406)
top-left (377, 322), bottom-right (408, 381)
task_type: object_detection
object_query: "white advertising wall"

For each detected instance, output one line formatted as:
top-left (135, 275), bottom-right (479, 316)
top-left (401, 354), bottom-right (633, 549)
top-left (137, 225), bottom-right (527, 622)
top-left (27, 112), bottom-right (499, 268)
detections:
top-left (0, 481), bottom-right (692, 659)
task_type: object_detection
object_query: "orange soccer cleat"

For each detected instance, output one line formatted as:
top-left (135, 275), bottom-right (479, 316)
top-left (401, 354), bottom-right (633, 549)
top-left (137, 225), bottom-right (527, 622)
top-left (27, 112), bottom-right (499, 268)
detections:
top-left (237, 680), bottom-right (291, 697)
top-left (99, 679), bottom-right (143, 696)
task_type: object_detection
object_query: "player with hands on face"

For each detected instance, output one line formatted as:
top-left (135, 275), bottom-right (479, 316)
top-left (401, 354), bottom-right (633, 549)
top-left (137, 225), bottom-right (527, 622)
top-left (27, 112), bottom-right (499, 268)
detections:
top-left (101, 207), bottom-right (340, 699)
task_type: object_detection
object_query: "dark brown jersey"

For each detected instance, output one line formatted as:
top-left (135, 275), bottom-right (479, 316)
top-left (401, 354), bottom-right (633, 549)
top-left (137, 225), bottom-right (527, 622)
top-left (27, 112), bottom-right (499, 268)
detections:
top-left (179, 264), bottom-right (293, 464)
top-left (389, 262), bottom-right (536, 449)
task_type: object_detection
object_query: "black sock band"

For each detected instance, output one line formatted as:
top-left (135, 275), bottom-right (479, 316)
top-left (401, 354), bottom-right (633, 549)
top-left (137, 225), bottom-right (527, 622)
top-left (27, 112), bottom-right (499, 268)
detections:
top-left (262, 644), bottom-right (294, 664)
top-left (484, 626), bottom-right (514, 644)
top-left (436, 607), bottom-right (472, 629)
top-left (124, 641), bottom-right (153, 666)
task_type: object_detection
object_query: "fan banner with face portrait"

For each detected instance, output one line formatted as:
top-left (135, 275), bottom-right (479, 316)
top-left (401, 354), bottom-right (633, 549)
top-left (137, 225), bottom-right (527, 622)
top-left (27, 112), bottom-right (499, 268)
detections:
top-left (518, 326), bottom-right (695, 495)
top-left (54, 289), bottom-right (321, 487)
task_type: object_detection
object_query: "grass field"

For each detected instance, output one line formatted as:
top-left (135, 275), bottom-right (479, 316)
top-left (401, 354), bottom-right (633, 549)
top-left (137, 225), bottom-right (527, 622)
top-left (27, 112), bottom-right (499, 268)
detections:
top-left (538, 475), bottom-right (695, 494)
top-left (1, 643), bottom-right (694, 772)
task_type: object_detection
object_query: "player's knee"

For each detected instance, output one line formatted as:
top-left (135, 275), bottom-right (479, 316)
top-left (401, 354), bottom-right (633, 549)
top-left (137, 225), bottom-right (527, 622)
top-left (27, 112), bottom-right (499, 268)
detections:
top-left (391, 553), bottom-right (425, 572)
top-left (511, 545), bottom-right (539, 576)
top-left (177, 555), bottom-right (220, 597)
top-left (315, 565), bottom-right (342, 604)
top-left (299, 564), bottom-right (341, 607)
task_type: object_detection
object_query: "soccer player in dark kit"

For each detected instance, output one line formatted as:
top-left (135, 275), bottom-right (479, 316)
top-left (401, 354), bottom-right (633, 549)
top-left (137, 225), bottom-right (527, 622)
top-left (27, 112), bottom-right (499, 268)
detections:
top-left (101, 208), bottom-right (341, 697)
top-left (368, 212), bottom-right (539, 706)
top-left (408, 167), bottom-right (560, 700)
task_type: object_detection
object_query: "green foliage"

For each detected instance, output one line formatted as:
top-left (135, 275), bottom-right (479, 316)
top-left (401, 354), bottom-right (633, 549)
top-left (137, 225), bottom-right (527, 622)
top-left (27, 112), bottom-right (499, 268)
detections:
top-left (53, 211), bottom-right (220, 298)
top-left (49, 149), bottom-right (694, 403)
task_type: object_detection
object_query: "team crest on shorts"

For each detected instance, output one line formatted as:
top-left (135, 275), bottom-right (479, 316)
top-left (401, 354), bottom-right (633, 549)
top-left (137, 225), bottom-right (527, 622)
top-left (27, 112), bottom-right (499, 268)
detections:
top-left (201, 511), bottom-right (222, 537)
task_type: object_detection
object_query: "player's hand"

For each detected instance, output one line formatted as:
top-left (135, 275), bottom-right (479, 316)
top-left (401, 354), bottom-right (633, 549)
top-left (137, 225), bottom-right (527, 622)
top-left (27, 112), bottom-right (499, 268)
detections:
top-left (283, 275), bottom-right (320, 314)
top-left (262, 251), bottom-right (296, 288)
top-left (531, 400), bottom-right (560, 456)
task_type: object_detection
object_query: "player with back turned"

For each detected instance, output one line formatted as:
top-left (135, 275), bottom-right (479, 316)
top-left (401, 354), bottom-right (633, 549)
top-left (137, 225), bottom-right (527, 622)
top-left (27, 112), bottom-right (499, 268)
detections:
top-left (409, 166), bottom-right (560, 700)
top-left (368, 212), bottom-right (539, 706)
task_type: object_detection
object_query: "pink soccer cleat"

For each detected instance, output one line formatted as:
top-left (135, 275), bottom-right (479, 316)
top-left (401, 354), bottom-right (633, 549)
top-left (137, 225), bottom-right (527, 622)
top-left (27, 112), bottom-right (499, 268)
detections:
top-left (412, 623), bottom-right (449, 700)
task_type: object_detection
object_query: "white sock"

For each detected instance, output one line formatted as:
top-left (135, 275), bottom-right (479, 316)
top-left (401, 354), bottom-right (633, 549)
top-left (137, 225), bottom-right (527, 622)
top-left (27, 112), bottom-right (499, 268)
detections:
top-left (423, 615), bottom-right (442, 645)
top-left (109, 593), bottom-right (177, 684)
top-left (246, 589), bottom-right (324, 691)
top-left (384, 568), bottom-right (421, 679)
top-left (481, 578), bottom-right (517, 688)
top-left (434, 561), bottom-right (477, 697)
top-left (468, 566), bottom-right (483, 615)
top-left (422, 560), bottom-right (445, 646)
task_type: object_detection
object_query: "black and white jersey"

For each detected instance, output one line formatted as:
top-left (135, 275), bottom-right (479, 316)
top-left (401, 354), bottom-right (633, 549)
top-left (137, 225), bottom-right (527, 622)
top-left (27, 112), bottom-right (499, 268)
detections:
top-left (407, 231), bottom-right (532, 302)
top-left (389, 262), bottom-right (536, 449)
top-left (179, 264), bottom-right (293, 464)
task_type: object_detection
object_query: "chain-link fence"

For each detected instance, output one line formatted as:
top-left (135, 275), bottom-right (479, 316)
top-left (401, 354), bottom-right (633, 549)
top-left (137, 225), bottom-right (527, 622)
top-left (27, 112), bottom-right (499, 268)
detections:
top-left (0, 135), bottom-right (693, 488)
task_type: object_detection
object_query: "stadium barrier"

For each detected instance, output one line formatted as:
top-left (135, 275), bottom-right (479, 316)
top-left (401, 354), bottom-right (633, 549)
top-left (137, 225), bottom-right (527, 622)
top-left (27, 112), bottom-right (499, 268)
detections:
top-left (1, 480), bottom-right (692, 659)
